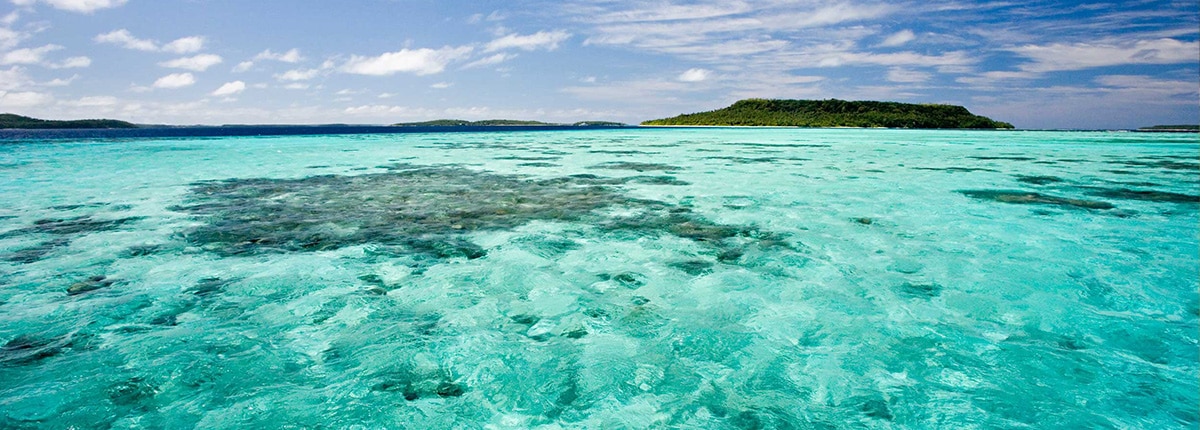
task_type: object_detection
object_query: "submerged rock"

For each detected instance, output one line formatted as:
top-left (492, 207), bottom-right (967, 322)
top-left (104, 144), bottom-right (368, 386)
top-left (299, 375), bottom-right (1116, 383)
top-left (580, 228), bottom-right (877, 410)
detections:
top-left (588, 161), bottom-right (682, 172)
top-left (1014, 175), bottom-right (1065, 185)
top-left (4, 238), bottom-right (71, 264)
top-left (896, 282), bottom-right (943, 299)
top-left (958, 190), bottom-right (1115, 210)
top-left (0, 333), bottom-right (77, 365)
top-left (67, 275), bottom-right (115, 296)
top-left (1085, 187), bottom-right (1199, 204)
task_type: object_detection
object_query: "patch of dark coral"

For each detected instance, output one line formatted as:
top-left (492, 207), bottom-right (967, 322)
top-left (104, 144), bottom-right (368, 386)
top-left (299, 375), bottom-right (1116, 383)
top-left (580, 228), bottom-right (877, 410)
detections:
top-left (4, 238), bottom-right (71, 263)
top-left (1083, 187), bottom-right (1199, 204)
top-left (913, 167), bottom-right (1000, 173)
top-left (173, 165), bottom-right (774, 261)
top-left (958, 190), bottom-right (1115, 210)
top-left (588, 161), bottom-right (682, 172)
top-left (0, 332), bottom-right (92, 366)
top-left (968, 156), bottom-right (1036, 161)
top-left (0, 216), bottom-right (143, 238)
top-left (1014, 175), bottom-right (1065, 185)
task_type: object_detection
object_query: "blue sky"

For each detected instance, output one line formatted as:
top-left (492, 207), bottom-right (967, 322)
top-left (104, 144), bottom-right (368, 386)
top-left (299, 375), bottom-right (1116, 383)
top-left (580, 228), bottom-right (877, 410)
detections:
top-left (0, 0), bottom-right (1196, 128)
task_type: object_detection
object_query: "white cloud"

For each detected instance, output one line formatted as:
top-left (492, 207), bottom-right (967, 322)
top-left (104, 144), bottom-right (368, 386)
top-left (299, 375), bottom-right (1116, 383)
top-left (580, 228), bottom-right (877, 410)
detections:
top-left (677, 68), bottom-right (710, 82)
top-left (211, 80), bottom-right (245, 96)
top-left (94, 29), bottom-right (204, 53)
top-left (879, 30), bottom-right (915, 47)
top-left (0, 66), bottom-right (33, 90)
top-left (275, 68), bottom-right (321, 81)
top-left (342, 46), bottom-right (473, 76)
top-left (53, 56), bottom-right (90, 68)
top-left (1095, 74), bottom-right (1199, 95)
top-left (254, 48), bottom-right (303, 63)
top-left (0, 90), bottom-right (52, 107)
top-left (485, 30), bottom-right (571, 52)
top-left (162, 36), bottom-right (204, 54)
top-left (0, 11), bottom-right (18, 26)
top-left (43, 74), bottom-right (78, 86)
top-left (159, 54), bottom-right (223, 71)
top-left (232, 61), bottom-right (254, 73)
top-left (0, 26), bottom-right (26, 50)
top-left (152, 72), bottom-right (195, 89)
top-left (1010, 38), bottom-right (1199, 73)
top-left (1, 44), bottom-right (60, 65)
top-left (283, 83), bottom-right (309, 90)
top-left (886, 67), bottom-right (931, 83)
top-left (461, 52), bottom-right (516, 69)
top-left (430, 82), bottom-right (452, 89)
top-left (64, 95), bottom-right (118, 107)
top-left (94, 29), bottom-right (157, 51)
top-left (11, 0), bottom-right (128, 13)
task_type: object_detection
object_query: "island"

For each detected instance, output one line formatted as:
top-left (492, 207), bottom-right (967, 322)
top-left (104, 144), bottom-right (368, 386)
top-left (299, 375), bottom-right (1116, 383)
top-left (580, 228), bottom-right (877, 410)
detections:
top-left (641, 99), bottom-right (1014, 129)
top-left (1136, 125), bottom-right (1199, 133)
top-left (393, 119), bottom-right (626, 127)
top-left (0, 113), bottom-right (138, 129)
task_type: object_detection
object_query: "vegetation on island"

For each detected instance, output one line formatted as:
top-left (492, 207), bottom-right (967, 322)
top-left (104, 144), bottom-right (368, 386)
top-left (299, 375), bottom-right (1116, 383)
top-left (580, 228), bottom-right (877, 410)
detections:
top-left (1137, 125), bottom-right (1199, 132)
top-left (393, 119), bottom-right (626, 127)
top-left (0, 113), bottom-right (138, 129)
top-left (641, 99), bottom-right (1015, 129)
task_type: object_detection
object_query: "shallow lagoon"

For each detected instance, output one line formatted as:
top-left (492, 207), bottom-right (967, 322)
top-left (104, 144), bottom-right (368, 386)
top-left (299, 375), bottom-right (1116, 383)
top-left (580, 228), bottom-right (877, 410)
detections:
top-left (0, 128), bottom-right (1196, 428)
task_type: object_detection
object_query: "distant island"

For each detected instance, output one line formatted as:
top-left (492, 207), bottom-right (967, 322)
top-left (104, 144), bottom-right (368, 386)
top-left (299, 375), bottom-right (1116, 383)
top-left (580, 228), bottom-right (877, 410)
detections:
top-left (1136, 125), bottom-right (1199, 132)
top-left (642, 99), bottom-right (1015, 129)
top-left (0, 113), bottom-right (138, 129)
top-left (393, 119), bottom-right (626, 127)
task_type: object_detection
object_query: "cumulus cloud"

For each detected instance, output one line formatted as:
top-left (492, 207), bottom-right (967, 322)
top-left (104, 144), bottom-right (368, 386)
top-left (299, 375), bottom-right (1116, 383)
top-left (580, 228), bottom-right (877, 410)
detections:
top-left (255, 48), bottom-right (303, 63)
top-left (461, 52), bottom-right (516, 69)
top-left (94, 29), bottom-right (157, 51)
top-left (152, 72), bottom-right (195, 89)
top-left (211, 80), bottom-right (246, 96)
top-left (43, 74), bottom-right (78, 86)
top-left (275, 68), bottom-right (321, 81)
top-left (430, 82), bottom-right (452, 89)
top-left (485, 30), bottom-right (571, 52)
top-left (162, 36), bottom-right (205, 54)
top-left (233, 48), bottom-right (303, 73)
top-left (1009, 38), bottom-right (1199, 73)
top-left (0, 25), bottom-right (27, 51)
top-left (159, 54), bottom-right (223, 71)
top-left (885, 67), bottom-right (931, 83)
top-left (11, 0), bottom-right (127, 13)
top-left (0, 66), bottom-right (33, 90)
top-left (53, 56), bottom-right (90, 68)
top-left (677, 68), bottom-right (710, 82)
top-left (879, 30), bottom-right (915, 47)
top-left (342, 46), bottom-right (473, 76)
top-left (0, 90), bottom-right (52, 107)
top-left (94, 29), bottom-right (204, 53)
top-left (1, 44), bottom-right (60, 65)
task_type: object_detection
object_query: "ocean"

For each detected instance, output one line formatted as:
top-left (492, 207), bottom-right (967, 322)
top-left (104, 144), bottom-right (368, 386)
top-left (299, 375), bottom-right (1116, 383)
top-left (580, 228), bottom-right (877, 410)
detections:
top-left (0, 127), bottom-right (1196, 428)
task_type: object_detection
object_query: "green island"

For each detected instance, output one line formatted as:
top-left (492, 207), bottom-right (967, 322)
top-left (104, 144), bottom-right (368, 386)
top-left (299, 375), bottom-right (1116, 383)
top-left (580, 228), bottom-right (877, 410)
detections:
top-left (1137, 125), bottom-right (1199, 132)
top-left (393, 119), bottom-right (625, 127)
top-left (0, 113), bottom-right (138, 129)
top-left (642, 99), bottom-right (1014, 129)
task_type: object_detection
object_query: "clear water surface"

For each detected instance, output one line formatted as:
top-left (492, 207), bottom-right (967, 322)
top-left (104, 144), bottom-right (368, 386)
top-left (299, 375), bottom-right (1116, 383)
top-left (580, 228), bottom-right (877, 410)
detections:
top-left (0, 128), bottom-right (1196, 428)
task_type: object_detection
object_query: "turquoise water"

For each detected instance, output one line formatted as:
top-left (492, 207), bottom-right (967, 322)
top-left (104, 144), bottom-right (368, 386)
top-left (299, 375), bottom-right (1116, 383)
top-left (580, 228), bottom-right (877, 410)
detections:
top-left (0, 128), bottom-right (1196, 428)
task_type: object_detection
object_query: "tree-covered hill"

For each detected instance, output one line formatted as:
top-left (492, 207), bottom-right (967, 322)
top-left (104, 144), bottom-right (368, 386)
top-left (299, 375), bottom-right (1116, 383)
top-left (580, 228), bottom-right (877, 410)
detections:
top-left (642, 99), bottom-right (1014, 129)
top-left (0, 113), bottom-right (138, 129)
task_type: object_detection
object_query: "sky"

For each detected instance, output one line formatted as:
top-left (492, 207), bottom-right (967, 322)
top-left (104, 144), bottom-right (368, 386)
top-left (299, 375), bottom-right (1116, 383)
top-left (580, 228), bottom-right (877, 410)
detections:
top-left (0, 0), bottom-right (1196, 129)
